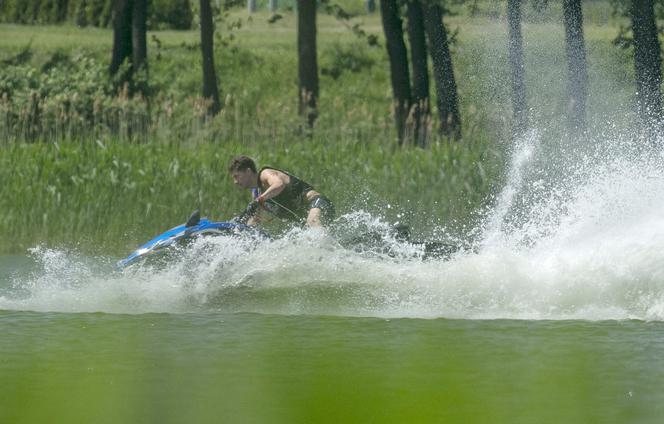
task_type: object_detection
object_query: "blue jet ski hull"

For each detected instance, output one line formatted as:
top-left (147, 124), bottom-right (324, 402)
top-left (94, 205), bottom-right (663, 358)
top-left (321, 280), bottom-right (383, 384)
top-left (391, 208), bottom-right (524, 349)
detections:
top-left (118, 217), bottom-right (266, 268)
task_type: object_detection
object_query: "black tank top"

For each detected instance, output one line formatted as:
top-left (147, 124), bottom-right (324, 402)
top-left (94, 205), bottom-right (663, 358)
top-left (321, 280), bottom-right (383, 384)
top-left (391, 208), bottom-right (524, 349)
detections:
top-left (258, 167), bottom-right (314, 221)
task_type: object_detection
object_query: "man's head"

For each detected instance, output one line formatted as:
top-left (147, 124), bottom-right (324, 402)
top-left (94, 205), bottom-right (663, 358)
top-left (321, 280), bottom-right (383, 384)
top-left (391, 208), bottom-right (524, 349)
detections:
top-left (228, 155), bottom-right (257, 188)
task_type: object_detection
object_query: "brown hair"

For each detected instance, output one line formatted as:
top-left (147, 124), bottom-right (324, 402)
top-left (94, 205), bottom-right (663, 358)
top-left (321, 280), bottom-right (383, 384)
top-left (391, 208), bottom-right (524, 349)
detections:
top-left (228, 155), bottom-right (257, 173)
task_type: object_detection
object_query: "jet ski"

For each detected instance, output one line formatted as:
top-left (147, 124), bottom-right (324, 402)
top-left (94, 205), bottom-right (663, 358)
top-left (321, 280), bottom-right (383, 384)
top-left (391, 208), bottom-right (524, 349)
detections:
top-left (118, 207), bottom-right (465, 269)
top-left (117, 210), bottom-right (268, 268)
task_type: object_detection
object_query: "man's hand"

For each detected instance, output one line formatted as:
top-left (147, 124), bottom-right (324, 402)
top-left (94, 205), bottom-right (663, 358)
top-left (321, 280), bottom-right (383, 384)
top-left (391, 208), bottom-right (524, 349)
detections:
top-left (236, 200), bottom-right (259, 224)
top-left (256, 194), bottom-right (266, 207)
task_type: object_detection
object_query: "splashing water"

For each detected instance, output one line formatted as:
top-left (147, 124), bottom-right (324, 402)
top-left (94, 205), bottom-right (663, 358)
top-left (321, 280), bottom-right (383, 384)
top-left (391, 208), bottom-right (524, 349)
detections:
top-left (3, 131), bottom-right (664, 320)
top-left (482, 128), bottom-right (540, 247)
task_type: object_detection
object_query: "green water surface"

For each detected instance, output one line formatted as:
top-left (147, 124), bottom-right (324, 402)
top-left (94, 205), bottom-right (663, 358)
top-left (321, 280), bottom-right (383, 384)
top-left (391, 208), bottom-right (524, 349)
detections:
top-left (2, 310), bottom-right (663, 423)
top-left (1, 255), bottom-right (663, 423)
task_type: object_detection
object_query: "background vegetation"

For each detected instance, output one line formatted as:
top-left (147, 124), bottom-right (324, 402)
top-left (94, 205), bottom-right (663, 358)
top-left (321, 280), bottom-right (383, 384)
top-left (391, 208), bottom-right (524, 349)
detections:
top-left (0, 0), bottom-right (193, 29)
top-left (0, 1), bottom-right (651, 254)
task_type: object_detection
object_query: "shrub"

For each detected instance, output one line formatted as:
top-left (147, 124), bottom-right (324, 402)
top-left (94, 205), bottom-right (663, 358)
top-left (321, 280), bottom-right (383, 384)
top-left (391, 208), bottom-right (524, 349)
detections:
top-left (321, 42), bottom-right (375, 80)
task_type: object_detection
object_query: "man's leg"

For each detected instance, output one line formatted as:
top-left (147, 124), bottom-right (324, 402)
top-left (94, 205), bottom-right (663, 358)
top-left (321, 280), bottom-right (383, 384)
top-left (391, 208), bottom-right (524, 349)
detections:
top-left (306, 207), bottom-right (322, 227)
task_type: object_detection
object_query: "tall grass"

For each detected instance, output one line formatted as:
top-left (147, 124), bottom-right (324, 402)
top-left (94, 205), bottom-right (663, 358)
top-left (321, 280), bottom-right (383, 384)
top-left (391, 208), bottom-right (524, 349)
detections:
top-left (0, 134), bottom-right (500, 254)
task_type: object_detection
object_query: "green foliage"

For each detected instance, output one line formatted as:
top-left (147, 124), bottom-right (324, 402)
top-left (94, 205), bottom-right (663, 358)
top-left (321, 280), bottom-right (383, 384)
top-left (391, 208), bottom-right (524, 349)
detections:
top-left (0, 0), bottom-right (192, 29)
top-left (609, 0), bottom-right (664, 49)
top-left (150, 0), bottom-right (194, 30)
top-left (0, 50), bottom-right (129, 143)
top-left (211, 4), bottom-right (246, 51)
top-left (321, 42), bottom-right (375, 80)
top-left (0, 43), bottom-right (33, 66)
top-left (319, 0), bottom-right (379, 47)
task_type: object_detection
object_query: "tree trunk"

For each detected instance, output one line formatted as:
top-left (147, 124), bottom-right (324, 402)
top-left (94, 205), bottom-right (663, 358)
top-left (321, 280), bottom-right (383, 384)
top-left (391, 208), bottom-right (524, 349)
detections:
top-left (200, 0), bottom-right (221, 116)
top-left (379, 0), bottom-right (411, 145)
top-left (631, 0), bottom-right (663, 136)
top-left (110, 0), bottom-right (148, 96)
top-left (406, 0), bottom-right (430, 147)
top-left (563, 0), bottom-right (587, 132)
top-left (297, 0), bottom-right (319, 128)
top-left (56, 0), bottom-right (69, 22)
top-left (507, 0), bottom-right (527, 137)
top-left (110, 0), bottom-right (132, 78)
top-left (423, 2), bottom-right (461, 140)
top-left (131, 0), bottom-right (148, 95)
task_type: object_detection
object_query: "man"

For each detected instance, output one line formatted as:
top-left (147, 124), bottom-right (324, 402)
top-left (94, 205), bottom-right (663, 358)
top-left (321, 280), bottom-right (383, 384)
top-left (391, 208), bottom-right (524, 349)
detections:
top-left (229, 155), bottom-right (334, 227)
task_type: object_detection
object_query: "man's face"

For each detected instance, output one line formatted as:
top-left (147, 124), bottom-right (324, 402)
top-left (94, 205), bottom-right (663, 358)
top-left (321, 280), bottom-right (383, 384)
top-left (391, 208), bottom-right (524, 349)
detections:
top-left (231, 168), bottom-right (256, 189)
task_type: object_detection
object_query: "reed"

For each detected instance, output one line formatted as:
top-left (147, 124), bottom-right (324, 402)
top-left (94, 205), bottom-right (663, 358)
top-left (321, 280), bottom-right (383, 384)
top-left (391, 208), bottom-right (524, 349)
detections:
top-left (0, 126), bottom-right (500, 254)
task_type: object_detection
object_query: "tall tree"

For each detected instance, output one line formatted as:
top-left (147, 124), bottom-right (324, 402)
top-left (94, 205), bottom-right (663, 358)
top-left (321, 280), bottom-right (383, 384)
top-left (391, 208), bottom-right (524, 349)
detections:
top-left (423, 1), bottom-right (461, 140)
top-left (563, 0), bottom-right (587, 132)
top-left (380, 0), bottom-right (412, 145)
top-left (631, 0), bottom-right (663, 135)
top-left (109, 0), bottom-right (148, 96)
top-left (507, 0), bottom-right (527, 137)
top-left (110, 0), bottom-right (132, 78)
top-left (406, 0), bottom-right (430, 147)
top-left (297, 0), bottom-right (319, 127)
top-left (131, 0), bottom-right (148, 94)
top-left (199, 0), bottom-right (221, 116)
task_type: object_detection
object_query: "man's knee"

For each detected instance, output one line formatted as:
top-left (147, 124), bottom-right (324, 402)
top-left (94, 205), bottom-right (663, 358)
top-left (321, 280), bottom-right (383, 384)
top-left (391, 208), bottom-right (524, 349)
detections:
top-left (307, 208), bottom-right (322, 227)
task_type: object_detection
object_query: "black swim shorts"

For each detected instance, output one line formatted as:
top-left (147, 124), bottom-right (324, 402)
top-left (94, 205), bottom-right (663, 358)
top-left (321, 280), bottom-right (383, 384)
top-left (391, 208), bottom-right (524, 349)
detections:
top-left (309, 195), bottom-right (335, 224)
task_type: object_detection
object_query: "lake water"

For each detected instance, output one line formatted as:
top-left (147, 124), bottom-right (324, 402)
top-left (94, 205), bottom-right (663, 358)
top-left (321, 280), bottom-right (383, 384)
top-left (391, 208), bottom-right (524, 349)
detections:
top-left (3, 132), bottom-right (664, 422)
top-left (2, 228), bottom-right (664, 424)
top-left (2, 293), bottom-right (664, 423)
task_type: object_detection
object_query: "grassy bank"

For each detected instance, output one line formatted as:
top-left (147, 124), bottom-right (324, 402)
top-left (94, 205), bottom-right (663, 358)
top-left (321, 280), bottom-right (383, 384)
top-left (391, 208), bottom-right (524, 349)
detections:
top-left (0, 136), bottom-right (498, 254)
top-left (0, 3), bottom-right (642, 254)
